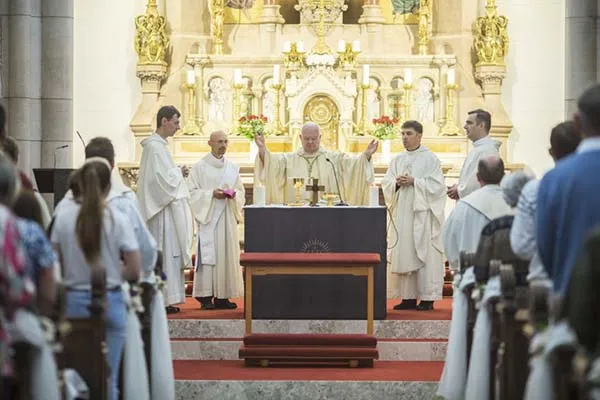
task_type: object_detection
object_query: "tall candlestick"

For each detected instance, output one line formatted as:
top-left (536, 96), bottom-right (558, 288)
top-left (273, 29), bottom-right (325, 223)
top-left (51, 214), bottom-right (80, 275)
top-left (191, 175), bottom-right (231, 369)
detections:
top-left (186, 70), bottom-right (195, 85)
top-left (404, 68), bottom-right (413, 85)
top-left (447, 68), bottom-right (456, 85)
top-left (283, 41), bottom-right (291, 52)
top-left (362, 64), bottom-right (370, 86)
top-left (297, 41), bottom-right (304, 53)
top-left (338, 40), bottom-right (346, 52)
top-left (273, 65), bottom-right (280, 84)
top-left (352, 40), bottom-right (360, 52)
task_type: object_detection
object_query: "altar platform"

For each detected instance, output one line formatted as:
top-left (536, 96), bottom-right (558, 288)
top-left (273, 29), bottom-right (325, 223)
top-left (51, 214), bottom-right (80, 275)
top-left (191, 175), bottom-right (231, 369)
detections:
top-left (168, 297), bottom-right (450, 399)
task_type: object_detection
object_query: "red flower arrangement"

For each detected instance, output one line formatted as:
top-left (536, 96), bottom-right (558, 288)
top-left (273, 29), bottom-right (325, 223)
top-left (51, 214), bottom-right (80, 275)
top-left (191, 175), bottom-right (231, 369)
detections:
top-left (372, 115), bottom-right (399, 140)
top-left (238, 114), bottom-right (269, 140)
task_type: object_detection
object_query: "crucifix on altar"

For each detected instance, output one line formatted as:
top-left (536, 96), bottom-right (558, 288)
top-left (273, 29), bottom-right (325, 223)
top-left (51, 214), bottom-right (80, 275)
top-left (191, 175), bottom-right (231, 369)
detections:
top-left (306, 178), bottom-right (325, 206)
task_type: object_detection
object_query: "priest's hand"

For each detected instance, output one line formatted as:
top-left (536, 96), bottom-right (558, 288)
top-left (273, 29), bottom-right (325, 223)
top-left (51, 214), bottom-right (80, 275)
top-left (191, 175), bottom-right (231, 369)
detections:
top-left (213, 189), bottom-right (227, 199)
top-left (446, 184), bottom-right (459, 200)
top-left (396, 175), bottom-right (414, 187)
top-left (364, 139), bottom-right (379, 160)
top-left (180, 165), bottom-right (190, 178)
top-left (255, 134), bottom-right (266, 151)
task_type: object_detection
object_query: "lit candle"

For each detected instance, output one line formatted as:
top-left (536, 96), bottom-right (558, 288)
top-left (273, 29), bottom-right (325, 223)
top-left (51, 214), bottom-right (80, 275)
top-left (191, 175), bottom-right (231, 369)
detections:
top-left (352, 40), bottom-right (360, 52)
top-left (254, 185), bottom-right (266, 206)
top-left (283, 41), bottom-right (291, 52)
top-left (273, 65), bottom-right (280, 85)
top-left (338, 40), bottom-right (346, 52)
top-left (369, 184), bottom-right (379, 207)
top-left (186, 69), bottom-right (195, 85)
top-left (297, 41), bottom-right (304, 53)
top-left (233, 69), bottom-right (243, 85)
top-left (362, 64), bottom-right (370, 86)
top-left (404, 68), bottom-right (413, 85)
top-left (447, 68), bottom-right (456, 85)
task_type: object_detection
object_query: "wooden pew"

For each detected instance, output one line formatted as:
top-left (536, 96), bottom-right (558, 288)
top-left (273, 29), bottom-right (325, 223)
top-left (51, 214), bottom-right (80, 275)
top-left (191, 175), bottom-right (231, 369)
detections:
top-left (58, 267), bottom-right (109, 400)
top-left (497, 263), bottom-right (531, 400)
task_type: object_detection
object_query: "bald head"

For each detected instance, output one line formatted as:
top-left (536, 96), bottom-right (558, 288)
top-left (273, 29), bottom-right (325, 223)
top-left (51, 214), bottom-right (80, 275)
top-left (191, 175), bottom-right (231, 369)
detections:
top-left (477, 154), bottom-right (505, 186)
top-left (300, 122), bottom-right (321, 154)
top-left (208, 130), bottom-right (229, 158)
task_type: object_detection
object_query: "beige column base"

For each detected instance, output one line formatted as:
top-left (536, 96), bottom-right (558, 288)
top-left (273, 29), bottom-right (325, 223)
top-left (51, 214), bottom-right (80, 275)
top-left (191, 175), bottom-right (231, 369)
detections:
top-left (358, 5), bottom-right (385, 24)
top-left (130, 63), bottom-right (168, 140)
top-left (260, 5), bottom-right (285, 24)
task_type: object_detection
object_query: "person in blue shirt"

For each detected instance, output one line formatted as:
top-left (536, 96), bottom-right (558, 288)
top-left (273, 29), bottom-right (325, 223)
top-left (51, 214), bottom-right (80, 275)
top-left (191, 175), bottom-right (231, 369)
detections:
top-left (537, 83), bottom-right (600, 293)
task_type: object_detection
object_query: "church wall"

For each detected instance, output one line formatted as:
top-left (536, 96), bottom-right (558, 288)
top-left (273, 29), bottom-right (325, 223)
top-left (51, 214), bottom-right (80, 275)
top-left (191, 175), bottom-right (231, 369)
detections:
top-left (73, 0), bottom-right (144, 166)
top-left (497, 0), bottom-right (566, 176)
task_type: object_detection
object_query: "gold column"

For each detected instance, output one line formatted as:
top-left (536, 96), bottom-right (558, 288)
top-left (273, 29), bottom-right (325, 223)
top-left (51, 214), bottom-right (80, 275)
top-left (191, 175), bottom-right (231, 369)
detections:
top-left (358, 83), bottom-right (371, 135)
top-left (417, 0), bottom-right (431, 55)
top-left (209, 0), bottom-right (225, 55)
top-left (181, 71), bottom-right (200, 135)
top-left (402, 82), bottom-right (413, 122)
top-left (439, 83), bottom-right (461, 136)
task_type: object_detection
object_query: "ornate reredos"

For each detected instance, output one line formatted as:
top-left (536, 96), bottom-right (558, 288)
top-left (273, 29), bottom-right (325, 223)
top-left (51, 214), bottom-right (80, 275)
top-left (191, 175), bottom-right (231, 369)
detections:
top-left (128, 0), bottom-right (517, 176)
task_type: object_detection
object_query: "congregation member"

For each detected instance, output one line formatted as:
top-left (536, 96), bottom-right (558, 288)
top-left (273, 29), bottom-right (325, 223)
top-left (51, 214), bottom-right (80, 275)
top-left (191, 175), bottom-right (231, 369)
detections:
top-left (382, 120), bottom-right (446, 311)
top-left (446, 109), bottom-right (501, 200)
top-left (510, 120), bottom-right (581, 283)
top-left (254, 121), bottom-right (378, 205)
top-left (50, 158), bottom-right (141, 400)
top-left (188, 130), bottom-right (245, 310)
top-left (537, 83), bottom-right (600, 294)
top-left (137, 105), bottom-right (194, 314)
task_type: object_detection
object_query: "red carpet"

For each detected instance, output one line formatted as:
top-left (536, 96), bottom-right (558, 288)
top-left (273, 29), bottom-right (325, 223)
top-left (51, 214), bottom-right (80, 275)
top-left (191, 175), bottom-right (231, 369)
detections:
top-left (174, 360), bottom-right (444, 381)
top-left (168, 297), bottom-right (452, 321)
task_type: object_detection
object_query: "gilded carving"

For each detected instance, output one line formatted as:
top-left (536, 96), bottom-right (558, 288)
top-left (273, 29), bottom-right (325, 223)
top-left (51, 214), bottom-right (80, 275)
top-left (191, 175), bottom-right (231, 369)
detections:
top-left (473, 0), bottom-right (509, 66)
top-left (134, 0), bottom-right (169, 65)
top-left (209, 0), bottom-right (225, 55)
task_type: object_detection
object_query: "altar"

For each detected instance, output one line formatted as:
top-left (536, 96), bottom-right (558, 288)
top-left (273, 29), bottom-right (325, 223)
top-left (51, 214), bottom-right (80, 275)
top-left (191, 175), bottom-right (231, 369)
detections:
top-left (120, 0), bottom-right (518, 189)
top-left (244, 206), bottom-right (388, 320)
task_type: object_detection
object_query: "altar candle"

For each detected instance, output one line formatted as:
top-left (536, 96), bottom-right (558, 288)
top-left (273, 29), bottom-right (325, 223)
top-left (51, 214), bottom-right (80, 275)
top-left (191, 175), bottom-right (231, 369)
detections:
top-left (186, 69), bottom-right (195, 85)
top-left (404, 68), bottom-right (413, 85)
top-left (352, 40), bottom-right (360, 52)
top-left (338, 40), bottom-right (346, 52)
top-left (233, 69), bottom-right (243, 85)
top-left (283, 41), bottom-right (291, 52)
top-left (447, 68), bottom-right (456, 85)
top-left (369, 184), bottom-right (379, 207)
top-left (297, 41), bottom-right (304, 53)
top-left (254, 185), bottom-right (266, 206)
top-left (362, 64), bottom-right (370, 86)
top-left (273, 64), bottom-right (280, 84)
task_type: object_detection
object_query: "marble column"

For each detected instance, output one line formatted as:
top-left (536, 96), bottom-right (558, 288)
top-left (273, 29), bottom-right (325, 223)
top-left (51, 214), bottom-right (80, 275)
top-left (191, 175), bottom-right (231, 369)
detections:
top-left (260, 0), bottom-right (284, 53)
top-left (358, 0), bottom-right (384, 53)
top-left (565, 0), bottom-right (598, 118)
top-left (4, 0), bottom-right (43, 175)
top-left (41, 0), bottom-right (73, 168)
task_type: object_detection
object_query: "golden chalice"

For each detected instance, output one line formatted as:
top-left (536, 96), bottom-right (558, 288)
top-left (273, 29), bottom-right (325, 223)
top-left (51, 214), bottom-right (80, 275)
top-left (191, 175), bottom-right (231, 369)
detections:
top-left (289, 177), bottom-right (305, 206)
top-left (322, 192), bottom-right (337, 207)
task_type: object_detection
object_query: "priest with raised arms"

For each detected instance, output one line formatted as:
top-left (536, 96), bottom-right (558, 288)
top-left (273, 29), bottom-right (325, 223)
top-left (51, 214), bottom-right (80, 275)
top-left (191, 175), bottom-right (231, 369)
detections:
top-left (188, 130), bottom-right (245, 310)
top-left (137, 105), bottom-right (194, 314)
top-left (382, 120), bottom-right (446, 311)
top-left (254, 122), bottom-right (379, 205)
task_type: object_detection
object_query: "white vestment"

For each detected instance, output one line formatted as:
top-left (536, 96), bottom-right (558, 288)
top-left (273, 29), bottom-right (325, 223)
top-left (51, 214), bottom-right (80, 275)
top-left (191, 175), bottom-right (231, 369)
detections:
top-left (254, 147), bottom-right (374, 205)
top-left (188, 154), bottom-right (244, 299)
top-left (382, 146), bottom-right (446, 300)
top-left (442, 184), bottom-right (512, 270)
top-left (457, 136), bottom-right (501, 199)
top-left (122, 283), bottom-right (150, 400)
top-left (137, 134), bottom-right (194, 306)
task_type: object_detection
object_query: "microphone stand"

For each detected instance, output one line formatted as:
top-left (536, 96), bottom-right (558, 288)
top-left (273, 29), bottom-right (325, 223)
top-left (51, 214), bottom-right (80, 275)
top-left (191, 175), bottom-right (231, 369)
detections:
top-left (325, 158), bottom-right (348, 206)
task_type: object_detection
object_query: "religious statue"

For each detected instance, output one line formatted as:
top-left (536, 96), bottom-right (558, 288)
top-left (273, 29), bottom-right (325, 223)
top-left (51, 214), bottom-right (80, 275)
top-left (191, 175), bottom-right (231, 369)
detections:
top-left (415, 78), bottom-right (434, 123)
top-left (134, 1), bottom-right (169, 65)
top-left (473, 2), bottom-right (509, 66)
top-left (262, 78), bottom-right (276, 122)
top-left (209, 0), bottom-right (225, 54)
top-left (391, 0), bottom-right (420, 15)
top-left (208, 77), bottom-right (226, 122)
top-left (367, 87), bottom-right (381, 122)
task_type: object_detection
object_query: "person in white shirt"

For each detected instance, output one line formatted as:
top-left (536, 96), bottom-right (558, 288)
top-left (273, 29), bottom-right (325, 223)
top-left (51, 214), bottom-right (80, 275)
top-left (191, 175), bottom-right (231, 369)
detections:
top-left (447, 109), bottom-right (501, 200)
top-left (51, 158), bottom-right (141, 400)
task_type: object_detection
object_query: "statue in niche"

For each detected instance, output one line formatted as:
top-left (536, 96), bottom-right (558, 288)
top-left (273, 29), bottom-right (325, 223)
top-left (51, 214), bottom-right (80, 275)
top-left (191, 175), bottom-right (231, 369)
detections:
top-left (208, 77), bottom-right (226, 122)
top-left (415, 77), bottom-right (434, 123)
top-left (262, 78), bottom-right (275, 122)
top-left (367, 78), bottom-right (381, 121)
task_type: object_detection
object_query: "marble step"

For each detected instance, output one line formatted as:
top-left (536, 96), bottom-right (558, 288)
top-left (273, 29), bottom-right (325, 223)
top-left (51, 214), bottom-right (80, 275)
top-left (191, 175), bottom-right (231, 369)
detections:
top-left (175, 380), bottom-right (438, 400)
top-left (168, 319), bottom-right (450, 340)
top-left (171, 338), bottom-right (447, 362)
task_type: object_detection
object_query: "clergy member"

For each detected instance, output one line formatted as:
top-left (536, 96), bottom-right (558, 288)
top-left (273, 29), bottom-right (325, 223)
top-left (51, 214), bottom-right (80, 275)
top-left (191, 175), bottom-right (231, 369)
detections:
top-left (442, 154), bottom-right (512, 270)
top-left (382, 120), bottom-right (446, 311)
top-left (188, 130), bottom-right (244, 310)
top-left (447, 109), bottom-right (501, 200)
top-left (254, 122), bottom-right (379, 205)
top-left (137, 106), bottom-right (194, 314)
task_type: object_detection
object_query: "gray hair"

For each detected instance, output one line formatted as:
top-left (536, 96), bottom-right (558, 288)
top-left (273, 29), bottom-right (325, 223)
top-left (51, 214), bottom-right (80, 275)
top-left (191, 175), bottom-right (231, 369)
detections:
top-left (301, 122), bottom-right (320, 135)
top-left (501, 170), bottom-right (535, 207)
top-left (0, 152), bottom-right (18, 206)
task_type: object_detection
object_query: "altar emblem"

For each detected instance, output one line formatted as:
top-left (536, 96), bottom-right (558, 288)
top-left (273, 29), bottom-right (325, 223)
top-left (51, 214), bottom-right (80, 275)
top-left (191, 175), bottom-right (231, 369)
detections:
top-left (301, 239), bottom-right (331, 253)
